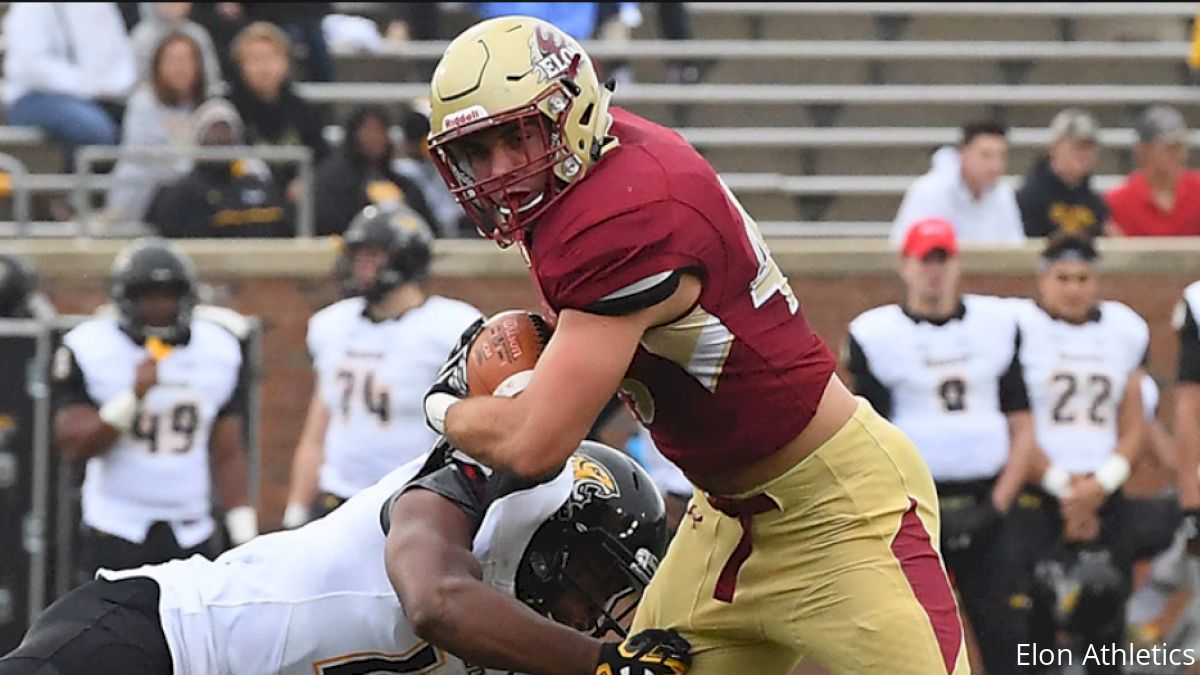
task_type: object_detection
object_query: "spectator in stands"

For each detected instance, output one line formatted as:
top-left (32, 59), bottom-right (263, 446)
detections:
top-left (1017, 108), bottom-right (1110, 240)
top-left (243, 3), bottom-right (334, 82)
top-left (1105, 104), bottom-right (1200, 237)
top-left (130, 3), bottom-right (223, 98)
top-left (313, 105), bottom-right (436, 237)
top-left (107, 32), bottom-right (210, 225)
top-left (1, 3), bottom-right (136, 164)
top-left (193, 4), bottom-right (334, 83)
top-left (891, 120), bottom-right (1026, 246)
top-left (229, 22), bottom-right (329, 194)
top-left (190, 3), bottom-right (248, 83)
top-left (146, 98), bottom-right (290, 238)
top-left (393, 106), bottom-right (471, 238)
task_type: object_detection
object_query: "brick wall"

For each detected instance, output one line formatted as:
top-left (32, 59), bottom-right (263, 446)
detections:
top-left (40, 262), bottom-right (1196, 526)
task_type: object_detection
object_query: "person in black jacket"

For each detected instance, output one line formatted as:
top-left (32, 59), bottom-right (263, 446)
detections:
top-left (1017, 108), bottom-right (1110, 240)
top-left (228, 21), bottom-right (328, 193)
top-left (314, 105), bottom-right (437, 237)
top-left (146, 98), bottom-right (291, 238)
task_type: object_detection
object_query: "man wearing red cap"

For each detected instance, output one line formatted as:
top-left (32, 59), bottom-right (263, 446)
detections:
top-left (846, 218), bottom-right (1036, 674)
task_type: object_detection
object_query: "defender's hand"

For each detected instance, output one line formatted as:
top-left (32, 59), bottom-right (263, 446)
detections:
top-left (596, 629), bottom-right (692, 675)
top-left (133, 357), bottom-right (158, 398)
top-left (424, 318), bottom-right (484, 433)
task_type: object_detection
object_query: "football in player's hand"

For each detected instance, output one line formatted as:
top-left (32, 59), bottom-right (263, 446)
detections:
top-left (465, 311), bottom-right (552, 397)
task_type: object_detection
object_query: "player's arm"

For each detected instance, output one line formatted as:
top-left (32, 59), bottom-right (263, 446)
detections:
top-left (283, 389), bottom-right (330, 527)
top-left (1064, 367), bottom-right (1145, 518)
top-left (54, 347), bottom-right (155, 463)
top-left (1112, 367), bottom-right (1147, 469)
top-left (997, 411), bottom-right (1035, 512)
top-left (994, 328), bottom-right (1034, 512)
top-left (442, 273), bottom-right (702, 478)
top-left (842, 332), bottom-right (892, 418)
top-left (211, 366), bottom-right (256, 545)
top-left (1177, 299), bottom-right (1200, 510)
top-left (385, 483), bottom-right (600, 675)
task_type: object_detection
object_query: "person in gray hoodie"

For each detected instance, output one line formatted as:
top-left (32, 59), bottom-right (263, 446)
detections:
top-left (106, 31), bottom-right (211, 225)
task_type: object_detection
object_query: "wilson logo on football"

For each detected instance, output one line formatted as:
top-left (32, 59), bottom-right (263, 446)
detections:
top-left (529, 26), bottom-right (580, 83)
top-left (444, 105), bottom-right (488, 130)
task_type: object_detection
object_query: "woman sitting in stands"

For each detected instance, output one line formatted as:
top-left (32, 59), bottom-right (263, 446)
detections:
top-left (106, 31), bottom-right (213, 226)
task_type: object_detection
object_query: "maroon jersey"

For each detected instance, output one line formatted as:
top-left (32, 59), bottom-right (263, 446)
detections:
top-left (525, 108), bottom-right (836, 476)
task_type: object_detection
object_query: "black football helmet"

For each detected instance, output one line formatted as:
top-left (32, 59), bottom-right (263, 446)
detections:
top-left (0, 252), bottom-right (37, 318)
top-left (336, 204), bottom-right (433, 303)
top-left (515, 441), bottom-right (669, 638)
top-left (109, 238), bottom-right (199, 344)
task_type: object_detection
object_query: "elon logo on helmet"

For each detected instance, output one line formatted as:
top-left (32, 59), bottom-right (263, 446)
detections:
top-left (530, 26), bottom-right (580, 83)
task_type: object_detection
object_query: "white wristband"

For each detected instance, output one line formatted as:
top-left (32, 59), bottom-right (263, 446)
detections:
top-left (99, 390), bottom-right (140, 434)
top-left (424, 392), bottom-right (460, 434)
top-left (224, 506), bottom-right (258, 546)
top-left (1041, 465), bottom-right (1071, 499)
top-left (281, 503), bottom-right (310, 529)
top-left (1094, 455), bottom-right (1131, 495)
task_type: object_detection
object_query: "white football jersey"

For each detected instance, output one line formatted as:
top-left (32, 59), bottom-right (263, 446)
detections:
top-left (1177, 280), bottom-right (1200, 385)
top-left (58, 317), bottom-right (243, 547)
top-left (100, 452), bottom-right (573, 675)
top-left (1013, 299), bottom-right (1149, 473)
top-left (307, 296), bottom-right (482, 497)
top-left (847, 295), bottom-right (1024, 481)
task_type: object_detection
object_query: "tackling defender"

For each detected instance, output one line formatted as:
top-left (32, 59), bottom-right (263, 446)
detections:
top-left (421, 16), bottom-right (967, 674)
top-left (0, 440), bottom-right (690, 675)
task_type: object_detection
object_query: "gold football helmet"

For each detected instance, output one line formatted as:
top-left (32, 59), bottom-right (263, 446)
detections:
top-left (428, 16), bottom-right (614, 246)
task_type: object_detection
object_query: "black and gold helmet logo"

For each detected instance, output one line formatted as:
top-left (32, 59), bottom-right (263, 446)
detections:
top-left (564, 455), bottom-right (620, 515)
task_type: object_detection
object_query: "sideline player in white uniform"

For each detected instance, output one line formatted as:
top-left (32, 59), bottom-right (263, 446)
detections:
top-left (283, 205), bottom-right (481, 527)
top-left (52, 238), bottom-right (256, 578)
top-left (0, 440), bottom-right (692, 675)
top-left (1013, 234), bottom-right (1149, 662)
top-left (1176, 279), bottom-right (1200, 547)
top-left (845, 218), bottom-right (1035, 673)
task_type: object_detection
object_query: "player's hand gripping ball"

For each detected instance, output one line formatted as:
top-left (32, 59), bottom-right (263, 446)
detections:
top-left (424, 311), bottom-right (551, 434)
top-left (465, 310), bottom-right (552, 397)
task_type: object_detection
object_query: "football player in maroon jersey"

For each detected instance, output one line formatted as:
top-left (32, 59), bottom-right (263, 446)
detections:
top-left (421, 16), bottom-right (968, 675)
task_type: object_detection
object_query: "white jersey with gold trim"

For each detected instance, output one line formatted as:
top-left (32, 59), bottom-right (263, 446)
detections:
top-left (847, 294), bottom-right (1024, 481)
top-left (59, 317), bottom-right (243, 547)
top-left (1013, 299), bottom-right (1148, 473)
top-left (307, 295), bottom-right (481, 498)
top-left (101, 453), bottom-right (572, 675)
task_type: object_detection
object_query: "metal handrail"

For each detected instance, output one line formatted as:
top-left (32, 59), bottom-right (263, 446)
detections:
top-left (0, 152), bottom-right (31, 233)
top-left (74, 145), bottom-right (316, 238)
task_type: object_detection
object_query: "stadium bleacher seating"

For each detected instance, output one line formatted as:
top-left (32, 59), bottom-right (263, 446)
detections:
top-left (0, 1), bottom-right (1194, 236)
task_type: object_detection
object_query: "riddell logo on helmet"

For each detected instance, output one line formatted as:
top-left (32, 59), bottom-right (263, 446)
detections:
top-left (530, 26), bottom-right (580, 83)
top-left (444, 105), bottom-right (488, 130)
